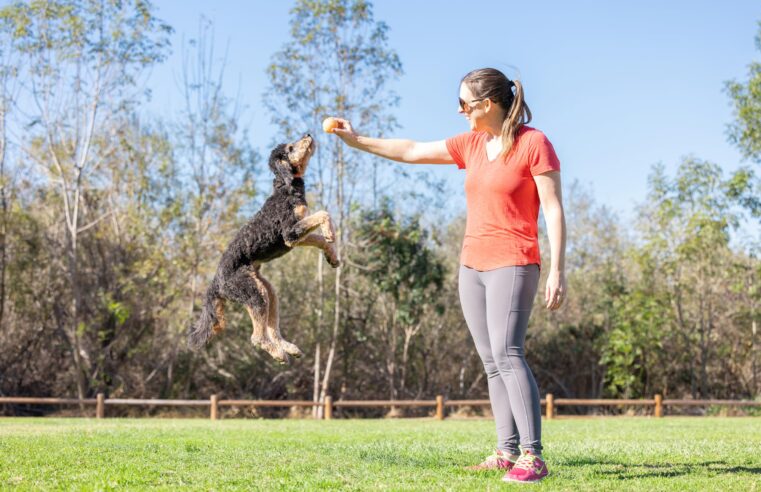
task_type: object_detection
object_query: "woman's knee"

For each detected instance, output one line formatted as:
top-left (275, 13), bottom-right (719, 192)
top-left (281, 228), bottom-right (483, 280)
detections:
top-left (476, 352), bottom-right (501, 378)
top-left (492, 346), bottom-right (527, 373)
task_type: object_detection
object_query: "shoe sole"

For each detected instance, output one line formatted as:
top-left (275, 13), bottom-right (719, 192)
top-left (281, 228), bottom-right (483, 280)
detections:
top-left (502, 472), bottom-right (549, 483)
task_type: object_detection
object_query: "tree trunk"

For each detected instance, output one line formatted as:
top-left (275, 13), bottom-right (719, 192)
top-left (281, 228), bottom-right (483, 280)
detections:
top-left (0, 97), bottom-right (7, 330)
top-left (313, 342), bottom-right (321, 419)
top-left (313, 140), bottom-right (326, 418)
top-left (673, 286), bottom-right (697, 399)
top-left (387, 314), bottom-right (398, 415)
top-left (68, 221), bottom-right (88, 406)
top-left (319, 137), bottom-right (344, 406)
top-left (400, 323), bottom-right (420, 395)
top-left (752, 318), bottom-right (758, 398)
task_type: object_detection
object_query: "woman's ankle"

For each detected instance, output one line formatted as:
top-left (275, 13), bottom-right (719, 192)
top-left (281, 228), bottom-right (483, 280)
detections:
top-left (498, 449), bottom-right (520, 462)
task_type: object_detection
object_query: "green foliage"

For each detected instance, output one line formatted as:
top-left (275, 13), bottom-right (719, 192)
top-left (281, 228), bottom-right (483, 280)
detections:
top-left (1, 1), bottom-right (760, 407)
top-left (0, 0), bottom-right (172, 89)
top-left (725, 167), bottom-right (761, 219)
top-left (632, 157), bottom-right (752, 398)
top-left (725, 21), bottom-right (761, 163)
top-left (268, 0), bottom-right (402, 137)
top-left (102, 292), bottom-right (129, 326)
top-left (265, 0), bottom-right (403, 212)
top-left (356, 199), bottom-right (446, 327)
top-left (601, 289), bottom-right (669, 397)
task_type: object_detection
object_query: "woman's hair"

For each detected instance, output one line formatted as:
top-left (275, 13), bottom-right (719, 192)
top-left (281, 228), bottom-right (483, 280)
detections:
top-left (461, 67), bottom-right (532, 158)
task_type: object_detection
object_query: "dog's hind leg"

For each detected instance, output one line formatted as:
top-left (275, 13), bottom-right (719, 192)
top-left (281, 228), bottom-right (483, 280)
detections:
top-left (212, 298), bottom-right (226, 334)
top-left (258, 275), bottom-right (303, 359)
top-left (221, 266), bottom-right (288, 363)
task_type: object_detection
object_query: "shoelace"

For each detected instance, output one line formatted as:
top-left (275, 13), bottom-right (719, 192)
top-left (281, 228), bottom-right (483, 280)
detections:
top-left (513, 453), bottom-right (541, 471)
top-left (483, 452), bottom-right (503, 465)
top-left (482, 450), bottom-right (511, 465)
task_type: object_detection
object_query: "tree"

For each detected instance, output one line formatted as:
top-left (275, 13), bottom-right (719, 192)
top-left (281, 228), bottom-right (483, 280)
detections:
top-left (163, 17), bottom-right (257, 397)
top-left (1, 0), bottom-right (171, 399)
top-left (0, 11), bottom-right (20, 330)
top-left (636, 159), bottom-right (743, 398)
top-left (724, 18), bottom-right (761, 400)
top-left (726, 21), bottom-right (761, 164)
top-left (264, 0), bottom-right (402, 415)
top-left (529, 181), bottom-right (629, 399)
top-left (724, 21), bottom-right (761, 221)
top-left (354, 199), bottom-right (445, 406)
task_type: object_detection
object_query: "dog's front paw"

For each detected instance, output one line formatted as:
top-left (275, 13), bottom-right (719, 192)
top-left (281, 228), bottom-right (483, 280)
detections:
top-left (325, 252), bottom-right (341, 269)
top-left (253, 335), bottom-right (289, 364)
top-left (262, 339), bottom-right (289, 364)
top-left (280, 340), bottom-right (303, 358)
top-left (284, 229), bottom-right (301, 248)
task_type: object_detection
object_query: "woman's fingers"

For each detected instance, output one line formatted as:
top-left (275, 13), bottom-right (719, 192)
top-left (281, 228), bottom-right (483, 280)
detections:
top-left (549, 290), bottom-right (558, 310)
top-left (332, 119), bottom-right (350, 135)
top-left (545, 282), bottom-right (564, 310)
top-left (333, 118), bottom-right (353, 133)
top-left (552, 286), bottom-right (565, 310)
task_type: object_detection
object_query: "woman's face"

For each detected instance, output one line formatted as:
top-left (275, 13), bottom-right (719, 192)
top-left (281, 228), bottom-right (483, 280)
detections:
top-left (458, 83), bottom-right (486, 131)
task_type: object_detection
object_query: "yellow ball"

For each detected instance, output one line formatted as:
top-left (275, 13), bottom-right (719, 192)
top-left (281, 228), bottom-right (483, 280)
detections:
top-left (322, 117), bottom-right (340, 133)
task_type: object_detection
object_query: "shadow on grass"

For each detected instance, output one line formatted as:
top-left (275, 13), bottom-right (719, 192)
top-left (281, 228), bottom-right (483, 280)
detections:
top-left (558, 457), bottom-right (761, 479)
top-left (353, 451), bottom-right (761, 479)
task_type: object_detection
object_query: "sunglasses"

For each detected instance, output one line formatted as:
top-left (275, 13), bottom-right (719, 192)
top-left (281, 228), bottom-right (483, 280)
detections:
top-left (459, 97), bottom-right (484, 112)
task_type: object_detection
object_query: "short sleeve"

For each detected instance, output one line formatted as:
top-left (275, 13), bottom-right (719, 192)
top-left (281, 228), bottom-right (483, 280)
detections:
top-left (445, 132), bottom-right (471, 169)
top-left (528, 131), bottom-right (561, 176)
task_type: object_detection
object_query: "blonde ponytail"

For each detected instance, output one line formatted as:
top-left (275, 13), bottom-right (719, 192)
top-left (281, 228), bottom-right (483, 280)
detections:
top-left (499, 79), bottom-right (532, 158)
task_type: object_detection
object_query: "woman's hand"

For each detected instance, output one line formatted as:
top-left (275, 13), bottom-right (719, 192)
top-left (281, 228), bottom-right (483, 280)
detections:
top-left (545, 268), bottom-right (566, 311)
top-left (331, 118), bottom-right (360, 147)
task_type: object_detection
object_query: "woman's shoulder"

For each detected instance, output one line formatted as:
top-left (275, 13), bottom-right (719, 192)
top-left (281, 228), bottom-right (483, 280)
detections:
top-left (518, 126), bottom-right (554, 149)
top-left (519, 125), bottom-right (544, 139)
top-left (447, 130), bottom-right (487, 148)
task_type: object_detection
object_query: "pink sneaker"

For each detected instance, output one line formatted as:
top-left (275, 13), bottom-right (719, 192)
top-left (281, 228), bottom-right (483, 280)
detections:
top-left (502, 450), bottom-right (549, 483)
top-left (464, 449), bottom-right (516, 471)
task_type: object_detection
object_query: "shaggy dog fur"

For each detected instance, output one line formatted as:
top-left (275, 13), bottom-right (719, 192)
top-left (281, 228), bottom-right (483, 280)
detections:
top-left (187, 134), bottom-right (339, 363)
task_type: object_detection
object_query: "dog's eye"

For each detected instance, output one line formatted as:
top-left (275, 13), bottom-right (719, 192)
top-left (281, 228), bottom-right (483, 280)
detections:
top-left (287, 145), bottom-right (293, 152)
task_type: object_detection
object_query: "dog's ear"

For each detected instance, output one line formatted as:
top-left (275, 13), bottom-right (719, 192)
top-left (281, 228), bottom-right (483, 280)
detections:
top-left (269, 144), bottom-right (293, 188)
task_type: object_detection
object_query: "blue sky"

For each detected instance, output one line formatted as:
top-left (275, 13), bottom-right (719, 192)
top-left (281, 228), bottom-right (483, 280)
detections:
top-left (144, 0), bottom-right (760, 239)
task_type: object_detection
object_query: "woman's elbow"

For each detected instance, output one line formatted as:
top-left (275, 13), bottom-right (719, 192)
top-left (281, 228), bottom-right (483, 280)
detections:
top-left (542, 202), bottom-right (565, 221)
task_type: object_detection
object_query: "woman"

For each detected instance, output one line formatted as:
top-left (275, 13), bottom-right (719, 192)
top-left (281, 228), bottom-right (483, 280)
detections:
top-left (332, 67), bottom-right (566, 484)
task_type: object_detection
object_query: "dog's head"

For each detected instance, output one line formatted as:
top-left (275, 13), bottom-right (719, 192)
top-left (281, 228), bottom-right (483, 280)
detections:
top-left (269, 134), bottom-right (315, 189)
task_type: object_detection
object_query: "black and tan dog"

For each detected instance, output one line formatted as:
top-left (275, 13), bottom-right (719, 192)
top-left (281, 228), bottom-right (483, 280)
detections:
top-left (187, 134), bottom-right (339, 363)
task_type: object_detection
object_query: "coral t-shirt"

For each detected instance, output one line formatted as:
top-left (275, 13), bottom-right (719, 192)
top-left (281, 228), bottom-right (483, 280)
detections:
top-left (445, 126), bottom-right (560, 271)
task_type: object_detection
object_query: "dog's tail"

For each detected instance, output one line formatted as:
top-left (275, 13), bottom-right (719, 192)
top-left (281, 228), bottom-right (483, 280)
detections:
top-left (187, 279), bottom-right (225, 350)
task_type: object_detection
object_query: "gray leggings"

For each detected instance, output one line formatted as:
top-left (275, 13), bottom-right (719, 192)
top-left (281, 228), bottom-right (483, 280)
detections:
top-left (458, 264), bottom-right (542, 454)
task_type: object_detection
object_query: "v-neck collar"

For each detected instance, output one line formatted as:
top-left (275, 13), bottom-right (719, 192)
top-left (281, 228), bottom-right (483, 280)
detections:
top-left (483, 133), bottom-right (502, 163)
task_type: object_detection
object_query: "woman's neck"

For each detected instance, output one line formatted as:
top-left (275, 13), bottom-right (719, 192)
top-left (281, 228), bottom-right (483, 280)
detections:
top-left (481, 111), bottom-right (506, 139)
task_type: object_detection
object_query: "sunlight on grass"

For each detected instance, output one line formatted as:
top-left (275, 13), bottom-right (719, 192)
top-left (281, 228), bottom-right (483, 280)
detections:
top-left (1, 417), bottom-right (759, 490)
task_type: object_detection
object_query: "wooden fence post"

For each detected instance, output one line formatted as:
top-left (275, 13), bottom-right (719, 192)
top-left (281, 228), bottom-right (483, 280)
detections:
top-left (654, 394), bottom-right (663, 418)
top-left (324, 396), bottom-right (332, 420)
top-left (435, 395), bottom-right (444, 420)
top-left (96, 393), bottom-right (105, 419)
top-left (210, 394), bottom-right (219, 421)
top-left (546, 393), bottom-right (554, 420)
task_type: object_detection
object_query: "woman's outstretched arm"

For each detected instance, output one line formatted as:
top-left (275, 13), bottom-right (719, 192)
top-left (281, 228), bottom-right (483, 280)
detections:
top-left (332, 118), bottom-right (454, 165)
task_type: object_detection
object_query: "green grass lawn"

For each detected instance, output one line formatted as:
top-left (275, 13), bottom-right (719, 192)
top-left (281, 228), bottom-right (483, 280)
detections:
top-left (1, 417), bottom-right (759, 491)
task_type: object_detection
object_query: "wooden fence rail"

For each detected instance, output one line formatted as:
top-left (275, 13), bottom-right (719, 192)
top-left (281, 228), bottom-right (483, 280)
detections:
top-left (1, 394), bottom-right (759, 420)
